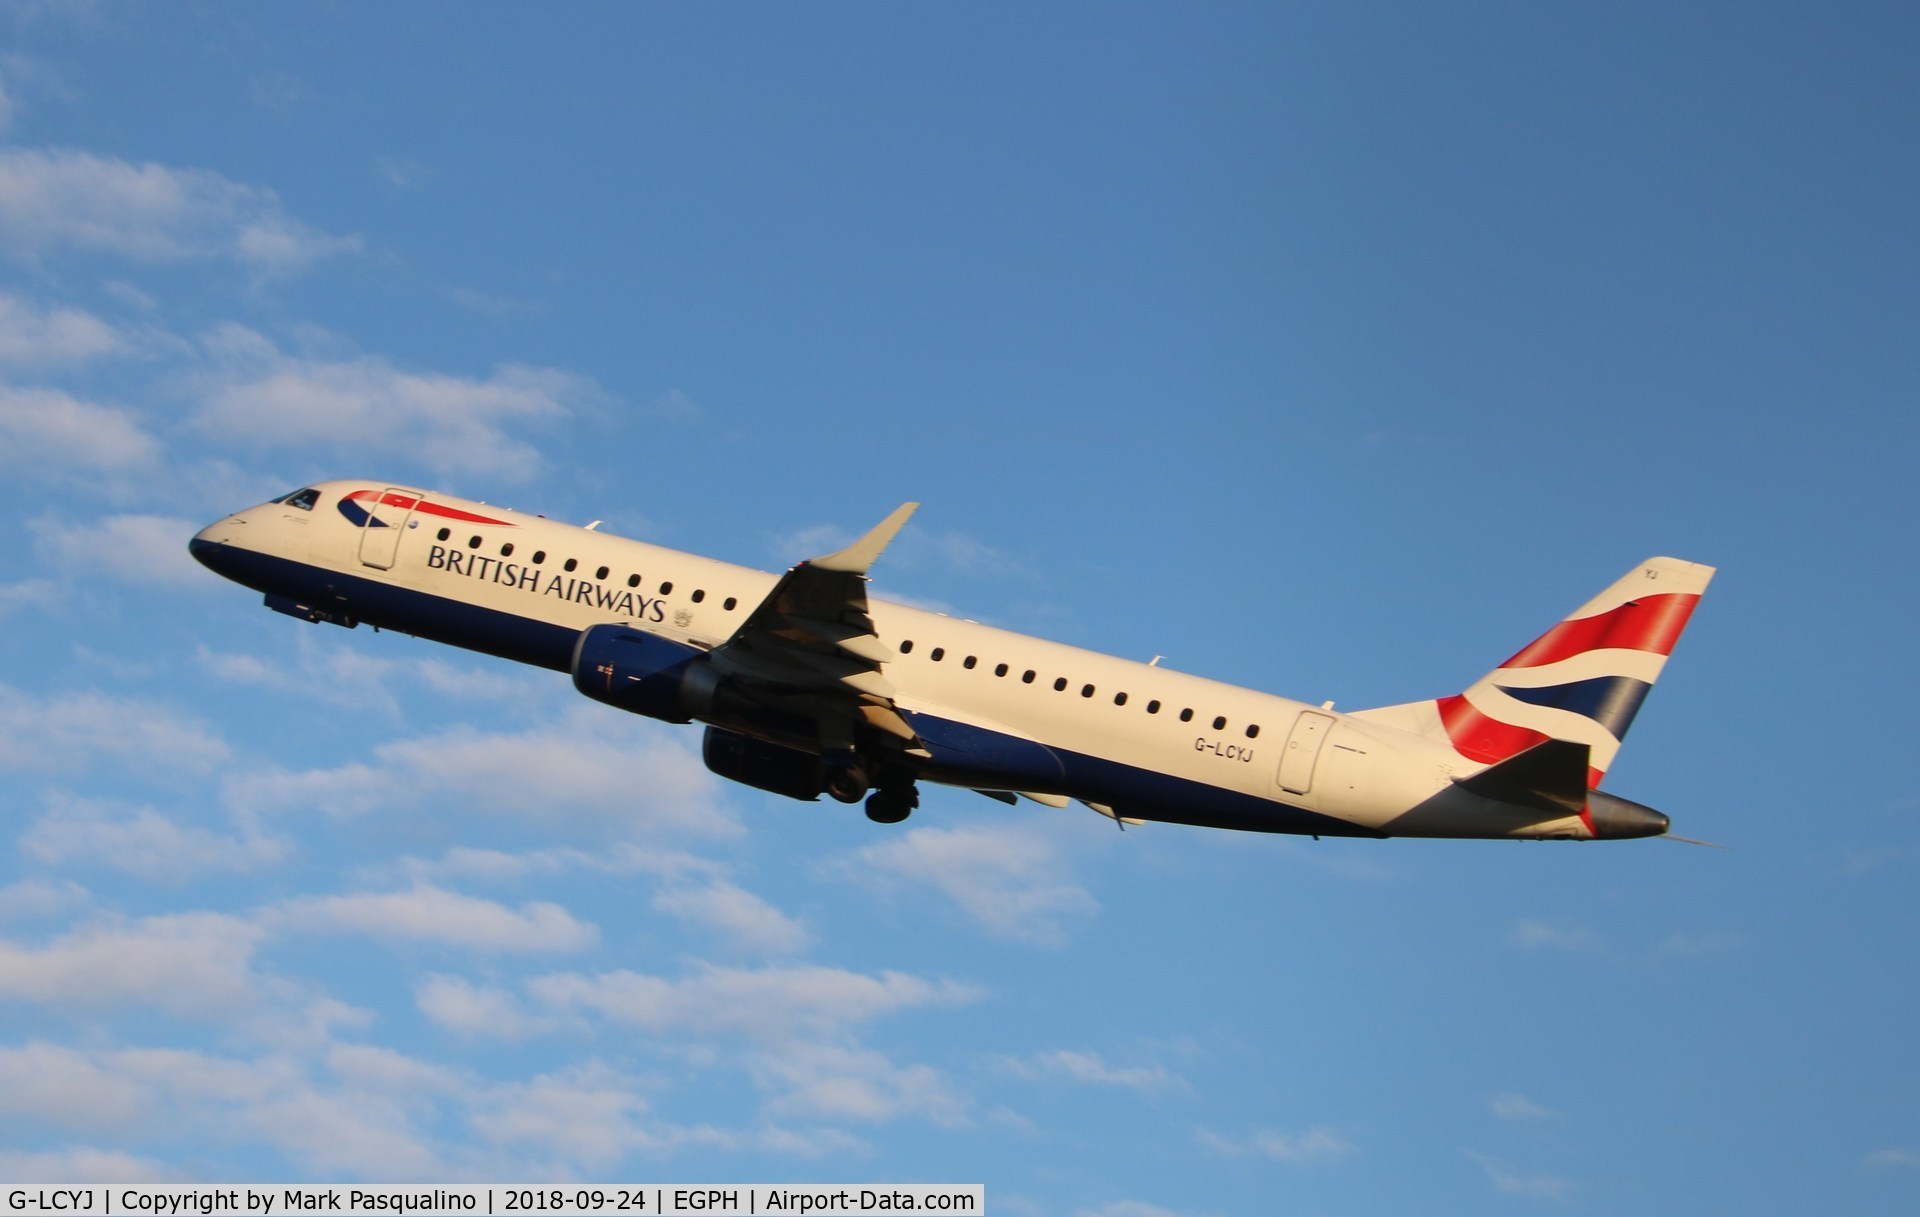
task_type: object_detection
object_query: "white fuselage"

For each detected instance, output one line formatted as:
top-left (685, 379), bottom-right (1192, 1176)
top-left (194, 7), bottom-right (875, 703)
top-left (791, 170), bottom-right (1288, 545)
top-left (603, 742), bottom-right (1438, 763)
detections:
top-left (190, 480), bottom-right (1604, 840)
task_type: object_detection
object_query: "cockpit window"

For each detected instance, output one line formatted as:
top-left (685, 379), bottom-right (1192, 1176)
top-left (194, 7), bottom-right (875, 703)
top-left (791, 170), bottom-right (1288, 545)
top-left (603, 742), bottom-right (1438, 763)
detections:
top-left (277, 488), bottom-right (321, 511)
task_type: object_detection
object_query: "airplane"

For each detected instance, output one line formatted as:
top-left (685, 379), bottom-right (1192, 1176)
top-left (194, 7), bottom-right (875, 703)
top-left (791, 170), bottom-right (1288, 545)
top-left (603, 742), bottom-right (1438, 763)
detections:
top-left (189, 482), bottom-right (1713, 841)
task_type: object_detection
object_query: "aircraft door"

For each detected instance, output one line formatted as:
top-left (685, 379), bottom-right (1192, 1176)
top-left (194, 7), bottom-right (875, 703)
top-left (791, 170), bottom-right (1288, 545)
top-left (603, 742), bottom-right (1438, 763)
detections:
top-left (1276, 711), bottom-right (1334, 795)
top-left (355, 488), bottom-right (423, 570)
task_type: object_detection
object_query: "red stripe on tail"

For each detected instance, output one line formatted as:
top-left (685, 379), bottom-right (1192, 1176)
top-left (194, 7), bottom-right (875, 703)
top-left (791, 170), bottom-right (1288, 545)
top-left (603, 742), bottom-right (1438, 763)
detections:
top-left (1501, 593), bottom-right (1700, 670)
top-left (1436, 695), bottom-right (1549, 766)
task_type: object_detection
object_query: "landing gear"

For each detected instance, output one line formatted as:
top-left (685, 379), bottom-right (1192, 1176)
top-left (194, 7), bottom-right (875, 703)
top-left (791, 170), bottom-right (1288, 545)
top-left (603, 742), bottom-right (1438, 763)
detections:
top-left (864, 785), bottom-right (918, 824)
top-left (823, 759), bottom-right (870, 805)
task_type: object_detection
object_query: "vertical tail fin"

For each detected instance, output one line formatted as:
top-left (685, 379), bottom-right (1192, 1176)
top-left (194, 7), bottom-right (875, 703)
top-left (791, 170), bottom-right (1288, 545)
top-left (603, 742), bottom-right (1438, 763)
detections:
top-left (1355, 557), bottom-right (1715, 788)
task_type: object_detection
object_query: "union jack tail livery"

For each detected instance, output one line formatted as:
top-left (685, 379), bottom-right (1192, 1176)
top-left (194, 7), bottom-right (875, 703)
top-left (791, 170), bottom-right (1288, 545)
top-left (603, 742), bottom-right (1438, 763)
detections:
top-left (1359, 557), bottom-right (1715, 791)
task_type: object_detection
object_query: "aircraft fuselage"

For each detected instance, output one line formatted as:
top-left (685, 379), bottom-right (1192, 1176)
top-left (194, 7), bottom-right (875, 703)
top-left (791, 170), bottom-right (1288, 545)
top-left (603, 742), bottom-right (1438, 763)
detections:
top-left (190, 481), bottom-right (1700, 842)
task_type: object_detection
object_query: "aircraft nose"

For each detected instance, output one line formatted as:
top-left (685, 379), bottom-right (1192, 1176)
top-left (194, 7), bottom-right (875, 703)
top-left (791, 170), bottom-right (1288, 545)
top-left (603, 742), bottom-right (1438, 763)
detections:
top-left (1585, 790), bottom-right (1671, 840)
top-left (189, 518), bottom-right (240, 574)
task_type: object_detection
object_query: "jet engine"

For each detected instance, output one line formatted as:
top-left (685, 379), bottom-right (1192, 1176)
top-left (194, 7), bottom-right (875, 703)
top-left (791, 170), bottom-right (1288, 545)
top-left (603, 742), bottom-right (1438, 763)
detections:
top-left (570, 624), bottom-right (717, 724)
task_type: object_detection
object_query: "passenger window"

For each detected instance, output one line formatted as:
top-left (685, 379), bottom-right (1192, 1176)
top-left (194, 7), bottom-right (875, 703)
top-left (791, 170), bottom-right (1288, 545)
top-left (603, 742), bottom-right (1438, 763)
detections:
top-left (437, 528), bottom-right (451, 542)
top-left (1213, 716), bottom-right (1227, 731)
top-left (628, 574), bottom-right (641, 588)
top-left (692, 589), bottom-right (706, 603)
top-left (1245, 724), bottom-right (1260, 739)
top-left (1053, 678), bottom-right (1068, 692)
top-left (660, 581), bottom-right (674, 594)
top-left (724, 597), bottom-right (738, 611)
top-left (930, 648), bottom-right (945, 662)
top-left (468, 535), bottom-right (482, 548)
top-left (963, 655), bottom-right (976, 669)
top-left (901, 641), bottom-right (915, 654)
top-left (564, 558), bottom-right (578, 572)
top-left (1022, 670), bottom-right (1036, 683)
top-left (1081, 684), bottom-right (1096, 698)
top-left (995, 663), bottom-right (1009, 677)
top-left (1179, 708), bottom-right (1194, 722)
top-left (595, 566), bottom-right (609, 580)
top-left (532, 550), bottom-right (546, 565)
top-left (1147, 700), bottom-right (1161, 714)
top-left (501, 543), bottom-right (514, 557)
top-left (1114, 692), bottom-right (1128, 706)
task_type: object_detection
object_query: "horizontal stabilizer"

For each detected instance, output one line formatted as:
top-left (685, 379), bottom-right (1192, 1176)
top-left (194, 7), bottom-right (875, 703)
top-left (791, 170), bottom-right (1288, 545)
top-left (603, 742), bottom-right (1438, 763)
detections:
top-left (1454, 738), bottom-right (1591, 816)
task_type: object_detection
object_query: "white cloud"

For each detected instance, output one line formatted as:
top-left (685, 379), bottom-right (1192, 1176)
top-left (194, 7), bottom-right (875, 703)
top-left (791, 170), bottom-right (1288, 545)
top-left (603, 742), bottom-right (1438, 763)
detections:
top-left (1864, 1148), bottom-right (1920, 1169)
top-left (471, 1063), bottom-right (659, 1170)
top-left (30, 512), bottom-right (205, 586)
top-left (21, 794), bottom-right (289, 880)
top-left (190, 325), bottom-right (599, 481)
top-left (269, 886), bottom-right (598, 955)
top-left (375, 156), bottom-right (429, 192)
top-left (0, 146), bottom-right (359, 271)
top-left (392, 843), bottom-right (723, 887)
top-left (0, 1146), bottom-right (180, 1184)
top-left (754, 1041), bottom-right (968, 1127)
top-left (651, 880), bottom-right (810, 955)
top-left (197, 638), bottom-right (541, 719)
top-left (416, 975), bottom-right (555, 1041)
top-left (1509, 919), bottom-right (1600, 952)
top-left (0, 1041), bottom-right (155, 1131)
top-left (0, 384), bottom-right (159, 472)
top-left (224, 708), bottom-right (735, 840)
top-left (0, 293), bottom-right (126, 364)
top-left (526, 963), bottom-right (980, 1043)
top-left (0, 577), bottom-right (58, 616)
top-left (1466, 1151), bottom-right (1575, 1202)
top-left (764, 524), bottom-right (854, 567)
top-left (1075, 1204), bottom-right (1194, 1217)
top-left (998, 1048), bottom-right (1186, 1094)
top-left (0, 878), bottom-right (89, 921)
top-left (0, 1041), bottom-right (446, 1181)
top-left (1198, 1125), bottom-right (1355, 1164)
top-left (0, 1033), bottom-right (887, 1179)
top-left (0, 683), bottom-right (229, 774)
top-left (0, 913), bottom-right (264, 1017)
top-left (1489, 1091), bottom-right (1557, 1121)
top-left (895, 525), bottom-right (1035, 581)
top-left (832, 824), bottom-right (1098, 946)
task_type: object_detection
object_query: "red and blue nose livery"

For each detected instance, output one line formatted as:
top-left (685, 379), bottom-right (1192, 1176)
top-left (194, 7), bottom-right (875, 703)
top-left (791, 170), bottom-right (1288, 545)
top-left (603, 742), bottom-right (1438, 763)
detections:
top-left (336, 488), bottom-right (517, 530)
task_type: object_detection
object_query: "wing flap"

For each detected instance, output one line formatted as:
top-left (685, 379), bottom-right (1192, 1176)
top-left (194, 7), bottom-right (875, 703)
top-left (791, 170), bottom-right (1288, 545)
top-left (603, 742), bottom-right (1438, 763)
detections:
top-left (705, 503), bottom-right (921, 753)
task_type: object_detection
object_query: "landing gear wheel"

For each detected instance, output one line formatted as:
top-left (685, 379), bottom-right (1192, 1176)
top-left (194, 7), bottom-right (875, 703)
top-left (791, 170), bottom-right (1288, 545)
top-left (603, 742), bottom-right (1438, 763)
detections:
top-left (864, 787), bottom-right (916, 824)
top-left (825, 763), bottom-right (870, 805)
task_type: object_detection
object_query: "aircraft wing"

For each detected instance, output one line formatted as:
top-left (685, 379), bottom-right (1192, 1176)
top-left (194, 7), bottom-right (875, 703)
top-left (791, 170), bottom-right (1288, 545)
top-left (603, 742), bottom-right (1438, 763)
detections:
top-left (704, 503), bottom-right (924, 753)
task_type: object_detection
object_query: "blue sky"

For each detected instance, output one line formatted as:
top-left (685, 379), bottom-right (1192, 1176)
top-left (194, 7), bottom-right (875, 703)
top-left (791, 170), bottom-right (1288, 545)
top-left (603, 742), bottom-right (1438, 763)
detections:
top-left (1, 2), bottom-right (1916, 1212)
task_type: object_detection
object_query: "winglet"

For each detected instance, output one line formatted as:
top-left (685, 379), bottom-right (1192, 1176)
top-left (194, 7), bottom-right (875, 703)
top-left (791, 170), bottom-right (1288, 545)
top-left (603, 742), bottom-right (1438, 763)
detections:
top-left (810, 502), bottom-right (919, 574)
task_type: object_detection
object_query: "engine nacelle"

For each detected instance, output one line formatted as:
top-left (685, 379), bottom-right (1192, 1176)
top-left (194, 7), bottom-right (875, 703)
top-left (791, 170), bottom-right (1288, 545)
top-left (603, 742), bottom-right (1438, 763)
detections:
top-left (571, 623), bottom-right (715, 723)
top-left (702, 726), bottom-right (826, 802)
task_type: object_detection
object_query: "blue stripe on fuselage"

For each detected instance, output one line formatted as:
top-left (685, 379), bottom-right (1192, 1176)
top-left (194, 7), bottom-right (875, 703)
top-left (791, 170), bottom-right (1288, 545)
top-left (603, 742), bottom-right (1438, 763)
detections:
top-left (191, 538), bottom-right (577, 671)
